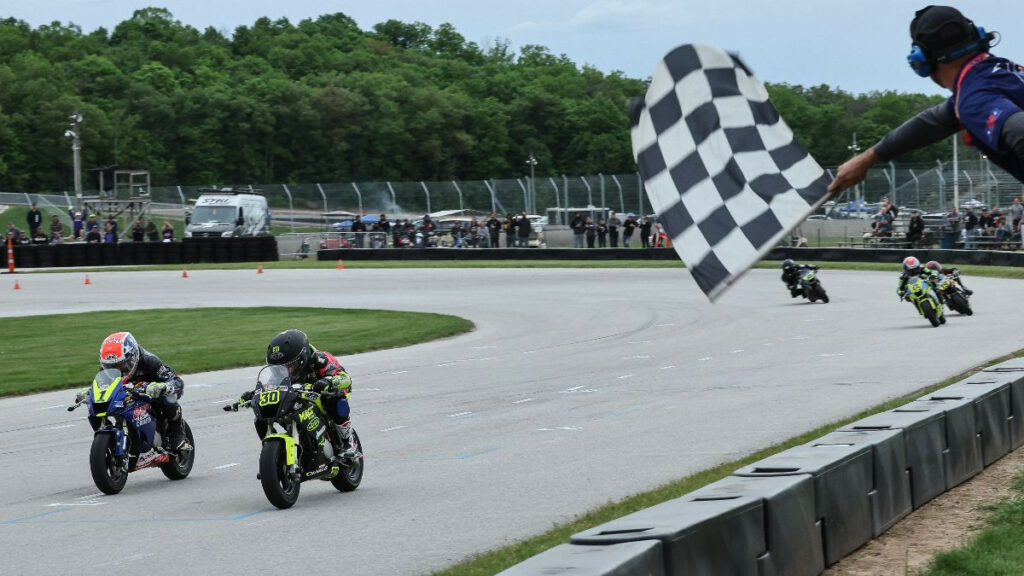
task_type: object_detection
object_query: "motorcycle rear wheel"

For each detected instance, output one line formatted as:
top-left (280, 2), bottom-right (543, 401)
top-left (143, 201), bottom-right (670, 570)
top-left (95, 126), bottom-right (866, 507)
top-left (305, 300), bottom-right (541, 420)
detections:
top-left (161, 420), bottom-right (195, 480)
top-left (90, 434), bottom-right (129, 495)
top-left (260, 441), bottom-right (300, 509)
top-left (949, 293), bottom-right (973, 316)
top-left (331, 430), bottom-right (363, 492)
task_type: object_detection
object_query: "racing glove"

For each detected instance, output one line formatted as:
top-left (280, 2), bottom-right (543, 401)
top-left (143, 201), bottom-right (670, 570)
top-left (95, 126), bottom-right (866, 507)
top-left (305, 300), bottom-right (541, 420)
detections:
top-left (311, 378), bottom-right (332, 393)
top-left (240, 390), bottom-right (255, 402)
top-left (74, 386), bottom-right (89, 404)
top-left (146, 382), bottom-right (168, 398)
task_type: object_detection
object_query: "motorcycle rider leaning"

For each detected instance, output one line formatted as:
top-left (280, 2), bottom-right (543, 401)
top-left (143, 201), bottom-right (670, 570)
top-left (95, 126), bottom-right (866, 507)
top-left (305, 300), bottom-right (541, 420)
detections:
top-left (922, 259), bottom-right (974, 296)
top-left (247, 329), bottom-right (358, 460)
top-left (76, 332), bottom-right (189, 450)
top-left (781, 259), bottom-right (819, 298)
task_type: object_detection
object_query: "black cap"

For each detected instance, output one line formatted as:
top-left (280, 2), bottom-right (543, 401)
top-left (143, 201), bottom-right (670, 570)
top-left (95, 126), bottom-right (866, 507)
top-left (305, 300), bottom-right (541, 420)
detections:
top-left (910, 6), bottom-right (976, 59)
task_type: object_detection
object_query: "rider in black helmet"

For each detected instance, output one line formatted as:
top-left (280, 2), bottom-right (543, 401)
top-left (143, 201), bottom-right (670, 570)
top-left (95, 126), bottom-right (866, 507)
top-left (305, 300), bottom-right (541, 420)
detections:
top-left (256, 329), bottom-right (358, 459)
top-left (781, 259), bottom-right (818, 298)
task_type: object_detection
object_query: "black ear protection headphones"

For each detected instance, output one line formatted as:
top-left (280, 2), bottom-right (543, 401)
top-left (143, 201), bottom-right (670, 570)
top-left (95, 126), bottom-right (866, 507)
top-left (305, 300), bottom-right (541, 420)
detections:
top-left (907, 7), bottom-right (996, 77)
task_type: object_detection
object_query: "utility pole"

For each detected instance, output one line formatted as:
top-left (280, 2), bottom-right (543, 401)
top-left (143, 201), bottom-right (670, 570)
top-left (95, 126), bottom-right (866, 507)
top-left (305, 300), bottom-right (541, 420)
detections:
top-left (847, 132), bottom-right (862, 217)
top-left (65, 113), bottom-right (83, 203)
top-left (526, 154), bottom-right (538, 215)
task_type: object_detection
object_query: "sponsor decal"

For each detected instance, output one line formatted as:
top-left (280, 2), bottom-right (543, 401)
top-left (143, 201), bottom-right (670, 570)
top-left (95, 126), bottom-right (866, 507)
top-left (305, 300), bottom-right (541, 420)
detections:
top-left (298, 407), bottom-right (315, 422)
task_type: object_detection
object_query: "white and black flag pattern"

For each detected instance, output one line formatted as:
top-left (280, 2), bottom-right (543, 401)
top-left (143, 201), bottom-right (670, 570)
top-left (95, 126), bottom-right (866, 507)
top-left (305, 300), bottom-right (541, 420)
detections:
top-left (631, 44), bottom-right (831, 301)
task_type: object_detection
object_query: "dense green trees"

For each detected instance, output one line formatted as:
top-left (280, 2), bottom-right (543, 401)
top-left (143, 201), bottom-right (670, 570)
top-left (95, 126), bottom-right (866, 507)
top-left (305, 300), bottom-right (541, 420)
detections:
top-left (0, 10), bottom-right (952, 193)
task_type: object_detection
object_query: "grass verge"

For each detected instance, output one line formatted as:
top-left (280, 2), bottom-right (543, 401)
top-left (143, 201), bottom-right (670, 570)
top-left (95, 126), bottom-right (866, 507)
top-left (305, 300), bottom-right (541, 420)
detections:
top-left (0, 307), bottom-right (473, 397)
top-left (429, 349), bottom-right (1024, 576)
top-left (918, 469), bottom-right (1024, 575)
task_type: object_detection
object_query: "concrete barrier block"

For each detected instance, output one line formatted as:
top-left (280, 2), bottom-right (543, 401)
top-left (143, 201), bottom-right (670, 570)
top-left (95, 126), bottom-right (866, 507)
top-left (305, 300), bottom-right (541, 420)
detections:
top-left (734, 442), bottom-right (872, 566)
top-left (814, 429), bottom-right (912, 537)
top-left (980, 363), bottom-right (1024, 450)
top-left (497, 541), bottom-right (664, 576)
top-left (904, 397), bottom-right (982, 489)
top-left (571, 491), bottom-right (764, 576)
top-left (687, 475), bottom-right (821, 576)
top-left (841, 407), bottom-right (946, 509)
top-left (940, 380), bottom-right (1011, 466)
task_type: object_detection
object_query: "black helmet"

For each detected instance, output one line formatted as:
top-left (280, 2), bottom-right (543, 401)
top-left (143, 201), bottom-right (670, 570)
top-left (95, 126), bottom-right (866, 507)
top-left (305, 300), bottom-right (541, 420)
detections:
top-left (908, 6), bottom-right (991, 76)
top-left (266, 329), bottom-right (311, 378)
top-left (782, 259), bottom-right (796, 270)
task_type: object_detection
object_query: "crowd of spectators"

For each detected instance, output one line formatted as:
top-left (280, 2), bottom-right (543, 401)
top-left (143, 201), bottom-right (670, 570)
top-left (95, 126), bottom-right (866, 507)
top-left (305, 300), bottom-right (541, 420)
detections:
top-left (569, 211), bottom-right (657, 249)
top-left (5, 203), bottom-right (175, 247)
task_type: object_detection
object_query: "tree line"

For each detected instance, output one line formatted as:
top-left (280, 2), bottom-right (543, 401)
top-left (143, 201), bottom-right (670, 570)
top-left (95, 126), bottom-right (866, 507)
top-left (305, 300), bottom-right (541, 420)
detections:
top-left (0, 8), bottom-right (951, 193)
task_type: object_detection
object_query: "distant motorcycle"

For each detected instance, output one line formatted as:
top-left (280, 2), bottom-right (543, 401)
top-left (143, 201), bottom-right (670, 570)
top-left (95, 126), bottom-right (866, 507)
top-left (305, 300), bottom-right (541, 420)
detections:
top-left (798, 266), bottom-right (829, 303)
top-left (935, 270), bottom-right (973, 316)
top-left (68, 369), bottom-right (195, 494)
top-left (224, 365), bottom-right (363, 509)
top-left (903, 276), bottom-right (945, 327)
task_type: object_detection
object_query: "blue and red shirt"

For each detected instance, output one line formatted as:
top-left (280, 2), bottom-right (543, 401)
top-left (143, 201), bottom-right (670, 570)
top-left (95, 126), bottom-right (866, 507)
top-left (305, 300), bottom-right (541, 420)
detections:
top-left (948, 53), bottom-right (1024, 181)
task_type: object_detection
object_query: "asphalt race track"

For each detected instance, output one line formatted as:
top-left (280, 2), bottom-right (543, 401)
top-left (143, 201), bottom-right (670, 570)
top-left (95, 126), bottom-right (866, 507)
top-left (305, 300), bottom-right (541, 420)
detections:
top-left (1, 268), bottom-right (1020, 576)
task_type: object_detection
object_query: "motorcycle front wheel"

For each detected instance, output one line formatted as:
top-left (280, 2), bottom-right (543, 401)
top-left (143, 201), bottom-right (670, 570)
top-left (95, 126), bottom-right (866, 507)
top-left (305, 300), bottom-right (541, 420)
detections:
top-left (90, 434), bottom-right (129, 495)
top-left (161, 420), bottom-right (195, 480)
top-left (922, 302), bottom-right (941, 327)
top-left (331, 430), bottom-right (363, 493)
top-left (260, 440), bottom-right (300, 509)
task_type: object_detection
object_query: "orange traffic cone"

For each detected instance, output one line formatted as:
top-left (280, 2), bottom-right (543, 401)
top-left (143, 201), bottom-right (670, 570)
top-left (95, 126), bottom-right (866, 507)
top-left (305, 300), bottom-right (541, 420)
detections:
top-left (84, 274), bottom-right (91, 285)
top-left (257, 265), bottom-right (264, 274)
top-left (13, 279), bottom-right (21, 290)
top-left (336, 259), bottom-right (345, 270)
top-left (182, 269), bottom-right (189, 279)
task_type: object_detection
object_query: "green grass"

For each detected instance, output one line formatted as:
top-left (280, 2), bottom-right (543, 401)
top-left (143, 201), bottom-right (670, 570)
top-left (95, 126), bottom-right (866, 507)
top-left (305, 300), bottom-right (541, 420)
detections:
top-left (2, 204), bottom-right (68, 234)
top-left (0, 307), bottom-right (473, 397)
top-left (430, 350), bottom-right (1024, 576)
top-left (921, 469), bottom-right (1024, 576)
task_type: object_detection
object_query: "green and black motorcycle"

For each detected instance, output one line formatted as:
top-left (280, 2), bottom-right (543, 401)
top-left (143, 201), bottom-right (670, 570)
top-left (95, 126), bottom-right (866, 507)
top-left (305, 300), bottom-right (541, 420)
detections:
top-left (224, 364), bottom-right (363, 509)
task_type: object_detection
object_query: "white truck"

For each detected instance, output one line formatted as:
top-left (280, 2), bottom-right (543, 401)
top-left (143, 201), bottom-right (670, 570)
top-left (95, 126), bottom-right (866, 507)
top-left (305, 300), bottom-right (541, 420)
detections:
top-left (184, 188), bottom-right (271, 238)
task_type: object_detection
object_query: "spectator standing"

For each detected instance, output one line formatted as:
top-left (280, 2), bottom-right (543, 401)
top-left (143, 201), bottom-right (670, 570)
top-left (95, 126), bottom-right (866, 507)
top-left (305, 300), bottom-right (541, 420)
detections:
top-left (570, 212), bottom-right (586, 248)
top-left (351, 215), bottom-right (366, 248)
top-left (131, 220), bottom-right (146, 242)
top-left (184, 207), bottom-right (192, 226)
top-left (640, 217), bottom-right (653, 248)
top-left (622, 214), bottom-right (638, 247)
top-left (584, 217), bottom-right (596, 248)
top-left (516, 212), bottom-right (531, 247)
top-left (504, 214), bottom-right (517, 248)
top-left (607, 212), bottom-right (622, 247)
top-left (85, 224), bottom-right (101, 244)
top-left (943, 206), bottom-right (962, 250)
top-left (1011, 197), bottom-right (1023, 232)
top-left (86, 214), bottom-right (100, 236)
top-left (26, 202), bottom-right (42, 236)
top-left (486, 213), bottom-right (501, 248)
top-left (963, 207), bottom-right (978, 248)
top-left (596, 219), bottom-right (608, 247)
top-left (48, 214), bottom-right (64, 243)
top-left (450, 220), bottom-right (465, 248)
top-left (906, 211), bottom-right (925, 245)
top-left (107, 215), bottom-right (118, 240)
top-left (103, 221), bottom-right (117, 243)
top-left (69, 210), bottom-right (84, 240)
top-left (467, 218), bottom-right (482, 248)
top-left (378, 214), bottom-right (390, 247)
top-left (145, 218), bottom-right (159, 242)
top-left (162, 221), bottom-right (174, 242)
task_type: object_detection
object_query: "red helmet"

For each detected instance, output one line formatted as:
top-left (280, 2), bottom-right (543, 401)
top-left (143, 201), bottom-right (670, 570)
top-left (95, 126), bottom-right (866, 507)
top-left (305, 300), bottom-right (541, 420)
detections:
top-left (99, 332), bottom-right (140, 379)
top-left (924, 260), bottom-right (942, 273)
top-left (902, 256), bottom-right (921, 276)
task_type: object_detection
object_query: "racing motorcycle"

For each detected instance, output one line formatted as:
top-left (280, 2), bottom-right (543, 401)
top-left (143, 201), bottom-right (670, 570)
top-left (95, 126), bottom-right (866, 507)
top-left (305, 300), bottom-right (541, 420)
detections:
top-left (798, 266), bottom-right (829, 303)
top-left (902, 275), bottom-right (945, 327)
top-left (224, 364), bottom-right (363, 509)
top-left (68, 369), bottom-right (195, 494)
top-left (934, 270), bottom-right (973, 316)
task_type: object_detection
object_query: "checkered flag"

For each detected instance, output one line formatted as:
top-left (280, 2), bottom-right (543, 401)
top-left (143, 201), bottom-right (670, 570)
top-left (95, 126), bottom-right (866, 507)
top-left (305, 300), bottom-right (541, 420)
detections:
top-left (632, 44), bottom-right (831, 301)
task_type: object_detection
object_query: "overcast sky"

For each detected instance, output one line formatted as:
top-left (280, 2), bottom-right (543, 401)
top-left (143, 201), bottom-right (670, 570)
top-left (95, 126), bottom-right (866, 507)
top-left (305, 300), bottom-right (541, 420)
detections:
top-left (2, 0), bottom-right (1022, 96)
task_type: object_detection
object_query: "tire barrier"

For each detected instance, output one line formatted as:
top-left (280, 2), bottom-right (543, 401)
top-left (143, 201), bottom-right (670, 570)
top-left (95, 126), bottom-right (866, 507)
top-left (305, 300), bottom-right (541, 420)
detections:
top-left (499, 359), bottom-right (1024, 576)
top-left (2, 237), bottom-right (278, 268)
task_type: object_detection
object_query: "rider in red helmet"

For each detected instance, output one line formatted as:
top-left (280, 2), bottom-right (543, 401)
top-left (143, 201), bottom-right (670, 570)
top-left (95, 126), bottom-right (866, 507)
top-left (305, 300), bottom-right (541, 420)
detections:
top-left (76, 332), bottom-right (189, 450)
top-left (896, 255), bottom-right (923, 298)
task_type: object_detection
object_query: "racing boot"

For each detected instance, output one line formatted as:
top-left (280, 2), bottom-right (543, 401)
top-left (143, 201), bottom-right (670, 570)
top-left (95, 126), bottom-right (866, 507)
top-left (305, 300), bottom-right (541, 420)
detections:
top-left (336, 420), bottom-right (359, 460)
top-left (162, 405), bottom-right (190, 451)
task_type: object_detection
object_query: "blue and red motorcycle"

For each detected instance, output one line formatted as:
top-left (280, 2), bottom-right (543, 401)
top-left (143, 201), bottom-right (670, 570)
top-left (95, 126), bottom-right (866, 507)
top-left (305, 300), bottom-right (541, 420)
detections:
top-left (69, 369), bottom-right (195, 494)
